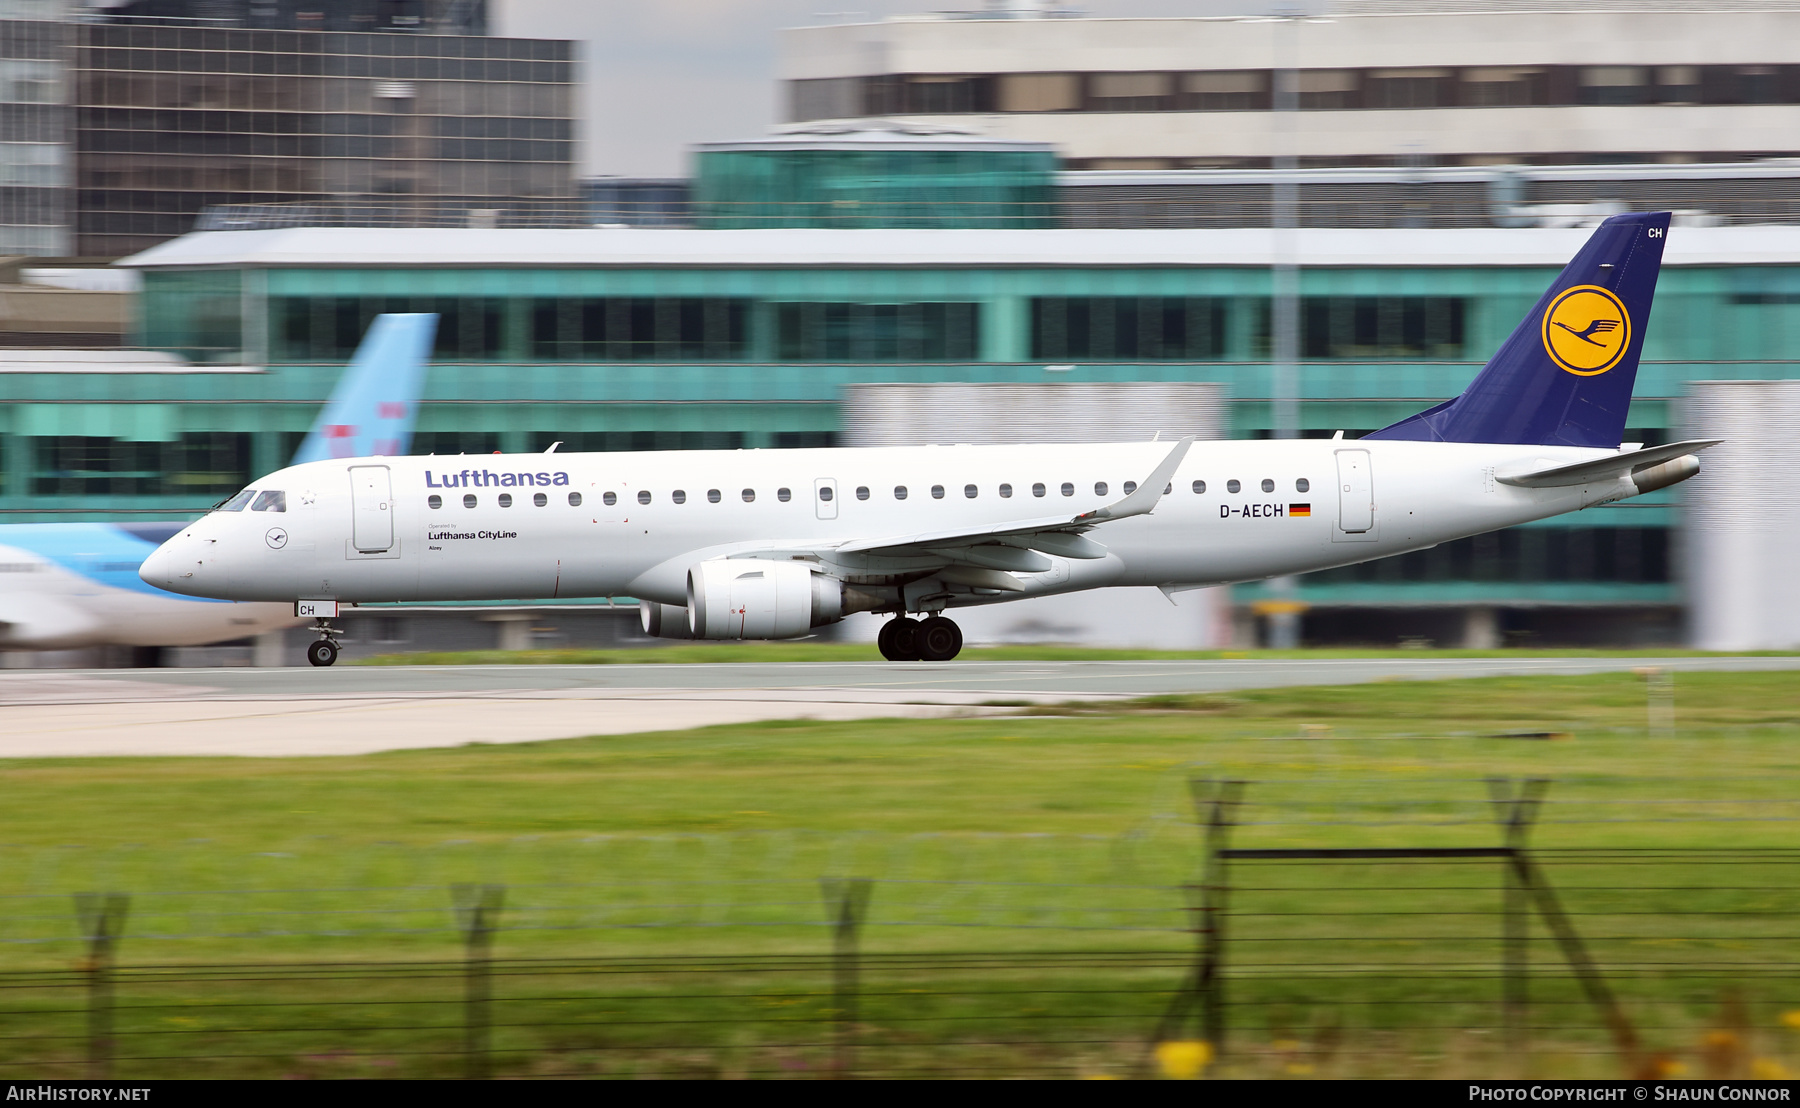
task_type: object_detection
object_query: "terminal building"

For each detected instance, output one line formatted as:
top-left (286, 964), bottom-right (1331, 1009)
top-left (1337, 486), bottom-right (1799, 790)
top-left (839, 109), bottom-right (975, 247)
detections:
top-left (780, 1), bottom-right (1800, 170)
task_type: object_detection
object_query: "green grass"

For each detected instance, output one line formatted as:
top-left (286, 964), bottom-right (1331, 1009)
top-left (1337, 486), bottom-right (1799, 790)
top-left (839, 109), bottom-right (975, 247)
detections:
top-left (352, 642), bottom-right (1800, 665)
top-left (4, 671), bottom-right (1799, 1078)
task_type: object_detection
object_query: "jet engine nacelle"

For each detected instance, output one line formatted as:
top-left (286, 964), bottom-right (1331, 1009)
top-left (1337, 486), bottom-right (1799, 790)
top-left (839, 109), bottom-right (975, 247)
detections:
top-left (686, 559), bottom-right (846, 640)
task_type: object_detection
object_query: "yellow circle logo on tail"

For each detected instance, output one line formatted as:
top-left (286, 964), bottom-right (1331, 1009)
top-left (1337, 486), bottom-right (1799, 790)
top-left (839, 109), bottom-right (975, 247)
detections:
top-left (1542, 285), bottom-right (1631, 376)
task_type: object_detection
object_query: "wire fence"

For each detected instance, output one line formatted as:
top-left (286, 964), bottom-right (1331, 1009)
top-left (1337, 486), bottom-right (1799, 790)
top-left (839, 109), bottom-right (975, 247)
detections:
top-left (3, 772), bottom-right (1800, 1078)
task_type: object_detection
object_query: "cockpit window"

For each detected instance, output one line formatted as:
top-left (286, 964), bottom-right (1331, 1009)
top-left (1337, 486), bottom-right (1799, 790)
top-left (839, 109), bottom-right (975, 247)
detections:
top-left (250, 490), bottom-right (286, 513)
top-left (216, 489), bottom-right (256, 512)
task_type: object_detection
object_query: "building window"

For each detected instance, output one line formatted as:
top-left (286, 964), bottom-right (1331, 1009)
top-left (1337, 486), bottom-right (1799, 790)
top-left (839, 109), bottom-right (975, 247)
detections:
top-left (274, 296), bottom-right (507, 362)
top-left (1253, 297), bottom-right (1466, 359)
top-left (1298, 69), bottom-right (1359, 110)
top-left (1312, 527), bottom-right (1669, 584)
top-left (1363, 68), bottom-right (1449, 110)
top-left (1088, 72), bottom-right (1173, 112)
top-left (529, 297), bottom-right (750, 361)
top-left (774, 303), bottom-right (979, 362)
top-left (1578, 66), bottom-right (1650, 106)
top-left (864, 74), bottom-right (995, 115)
top-left (788, 76), bottom-right (861, 121)
top-left (30, 433), bottom-right (250, 498)
top-left (527, 431), bottom-right (748, 453)
top-left (1180, 70), bottom-right (1266, 111)
top-left (1460, 67), bottom-right (1548, 107)
top-left (413, 432), bottom-right (502, 456)
top-left (998, 72), bottom-right (1081, 112)
top-left (1653, 65), bottom-right (1701, 105)
top-left (1030, 298), bottom-right (1227, 361)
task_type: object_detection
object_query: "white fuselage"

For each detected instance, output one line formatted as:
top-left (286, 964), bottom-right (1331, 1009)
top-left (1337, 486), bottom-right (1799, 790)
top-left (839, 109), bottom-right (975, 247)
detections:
top-left (141, 439), bottom-right (1640, 613)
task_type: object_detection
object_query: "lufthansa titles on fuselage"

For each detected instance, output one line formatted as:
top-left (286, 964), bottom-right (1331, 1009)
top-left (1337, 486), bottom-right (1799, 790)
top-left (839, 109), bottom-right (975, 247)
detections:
top-left (426, 530), bottom-right (519, 541)
top-left (424, 468), bottom-right (570, 489)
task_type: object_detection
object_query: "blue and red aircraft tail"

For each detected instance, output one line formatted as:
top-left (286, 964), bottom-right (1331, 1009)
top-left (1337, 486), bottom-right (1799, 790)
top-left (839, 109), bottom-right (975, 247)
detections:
top-left (1366, 211), bottom-right (1670, 448)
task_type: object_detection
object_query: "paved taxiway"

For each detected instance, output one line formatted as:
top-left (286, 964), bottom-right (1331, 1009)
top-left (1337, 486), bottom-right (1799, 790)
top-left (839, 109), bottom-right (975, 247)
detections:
top-left (3, 655), bottom-right (1795, 758)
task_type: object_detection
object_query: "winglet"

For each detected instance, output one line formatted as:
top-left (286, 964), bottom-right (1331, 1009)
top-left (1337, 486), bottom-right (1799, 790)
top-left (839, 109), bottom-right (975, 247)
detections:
top-left (289, 313), bottom-right (438, 465)
top-left (1076, 437), bottom-right (1193, 523)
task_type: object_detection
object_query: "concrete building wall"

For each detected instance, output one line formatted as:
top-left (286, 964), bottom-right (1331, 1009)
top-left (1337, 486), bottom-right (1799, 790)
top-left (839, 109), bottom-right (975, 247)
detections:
top-left (1685, 379), bottom-right (1800, 650)
top-left (781, 9), bottom-right (1800, 167)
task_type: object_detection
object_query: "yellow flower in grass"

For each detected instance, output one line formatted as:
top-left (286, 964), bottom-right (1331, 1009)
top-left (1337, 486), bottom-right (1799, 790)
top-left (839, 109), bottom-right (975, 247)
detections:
top-left (1155, 1040), bottom-right (1213, 1080)
top-left (1752, 1059), bottom-right (1791, 1080)
top-left (1781, 1010), bottom-right (1800, 1031)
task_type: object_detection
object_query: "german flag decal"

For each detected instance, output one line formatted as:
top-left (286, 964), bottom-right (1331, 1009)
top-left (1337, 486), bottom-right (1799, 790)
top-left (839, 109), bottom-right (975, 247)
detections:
top-left (1289, 503), bottom-right (1312, 517)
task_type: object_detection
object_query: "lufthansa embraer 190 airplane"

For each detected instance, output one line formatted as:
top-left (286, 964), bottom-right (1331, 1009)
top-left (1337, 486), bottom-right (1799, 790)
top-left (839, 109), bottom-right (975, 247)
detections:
top-left (142, 213), bottom-right (1718, 666)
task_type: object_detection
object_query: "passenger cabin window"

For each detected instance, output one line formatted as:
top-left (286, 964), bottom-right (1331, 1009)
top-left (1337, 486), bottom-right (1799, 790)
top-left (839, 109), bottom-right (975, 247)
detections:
top-left (1095, 482), bottom-right (1108, 496)
top-left (819, 486), bottom-right (833, 502)
top-left (1123, 481), bottom-right (1137, 495)
top-left (742, 488), bottom-right (756, 503)
top-left (569, 492), bottom-right (583, 507)
top-left (778, 487), bottom-right (792, 502)
top-left (428, 494), bottom-right (443, 509)
top-left (894, 486), bottom-right (908, 500)
top-left (1227, 479), bottom-right (1241, 494)
top-left (216, 489), bottom-right (255, 512)
top-left (603, 492), bottom-right (617, 506)
top-left (1061, 482), bottom-right (1074, 497)
top-left (708, 489), bottom-right (722, 503)
top-left (856, 486), bottom-right (870, 500)
top-left (672, 490), bottom-right (687, 504)
top-left (964, 484), bottom-right (978, 499)
top-left (1296, 478), bottom-right (1310, 492)
top-left (1193, 480), bottom-right (1206, 494)
top-left (1261, 478), bottom-right (1275, 493)
top-left (931, 485), bottom-right (945, 499)
top-left (1032, 483), bottom-right (1046, 497)
top-left (250, 490), bottom-right (286, 512)
top-left (463, 494), bottom-right (477, 508)
top-left (637, 490), bottom-right (651, 505)
top-left (533, 492), bottom-right (548, 507)
top-left (999, 483), bottom-right (1013, 498)
top-left (498, 493), bottom-right (513, 508)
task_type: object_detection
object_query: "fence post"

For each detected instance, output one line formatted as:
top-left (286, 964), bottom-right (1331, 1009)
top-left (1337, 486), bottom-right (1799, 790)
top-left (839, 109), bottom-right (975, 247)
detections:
top-left (1486, 777), bottom-right (1549, 1066)
top-left (73, 892), bottom-right (129, 1080)
top-left (1194, 778), bottom-right (1245, 1057)
top-left (819, 877), bottom-right (873, 1080)
top-left (451, 883), bottom-right (504, 1080)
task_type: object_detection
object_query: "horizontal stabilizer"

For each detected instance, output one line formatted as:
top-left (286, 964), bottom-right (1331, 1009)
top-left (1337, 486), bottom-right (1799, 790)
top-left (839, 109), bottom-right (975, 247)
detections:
top-left (1496, 439), bottom-right (1721, 488)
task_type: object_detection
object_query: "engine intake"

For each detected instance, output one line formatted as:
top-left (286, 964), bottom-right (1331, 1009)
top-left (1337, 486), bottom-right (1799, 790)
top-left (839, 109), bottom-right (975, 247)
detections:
top-left (687, 559), bottom-right (848, 640)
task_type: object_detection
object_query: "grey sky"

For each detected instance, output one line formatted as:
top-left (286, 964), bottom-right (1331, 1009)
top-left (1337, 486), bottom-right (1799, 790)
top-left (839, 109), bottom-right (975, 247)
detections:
top-left (495, 1), bottom-right (1286, 179)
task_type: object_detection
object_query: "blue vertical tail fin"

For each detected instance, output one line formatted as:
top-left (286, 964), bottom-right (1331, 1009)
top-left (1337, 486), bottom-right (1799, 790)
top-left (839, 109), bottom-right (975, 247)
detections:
top-left (1366, 211), bottom-right (1670, 447)
top-left (289, 313), bottom-right (438, 465)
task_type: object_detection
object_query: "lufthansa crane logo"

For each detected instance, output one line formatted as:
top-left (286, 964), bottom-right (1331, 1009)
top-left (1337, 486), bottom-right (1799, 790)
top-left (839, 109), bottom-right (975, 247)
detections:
top-left (1542, 284), bottom-right (1632, 376)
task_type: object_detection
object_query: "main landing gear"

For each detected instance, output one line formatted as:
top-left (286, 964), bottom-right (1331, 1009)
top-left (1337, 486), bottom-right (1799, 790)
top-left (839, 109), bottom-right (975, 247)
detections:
top-left (878, 614), bottom-right (963, 662)
top-left (306, 618), bottom-right (341, 668)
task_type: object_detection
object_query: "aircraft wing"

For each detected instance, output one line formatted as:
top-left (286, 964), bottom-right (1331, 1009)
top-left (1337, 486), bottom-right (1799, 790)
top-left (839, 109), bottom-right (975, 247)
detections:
top-left (831, 438), bottom-right (1194, 564)
top-left (1496, 439), bottom-right (1722, 488)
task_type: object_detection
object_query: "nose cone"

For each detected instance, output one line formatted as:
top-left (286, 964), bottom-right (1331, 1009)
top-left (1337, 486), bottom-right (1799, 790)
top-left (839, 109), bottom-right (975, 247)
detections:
top-left (139, 533), bottom-right (213, 596)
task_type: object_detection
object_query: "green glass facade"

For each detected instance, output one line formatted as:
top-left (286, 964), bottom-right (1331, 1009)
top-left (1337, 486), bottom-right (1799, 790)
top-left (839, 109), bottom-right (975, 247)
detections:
top-left (7, 248), bottom-right (1798, 620)
top-left (692, 146), bottom-right (1058, 229)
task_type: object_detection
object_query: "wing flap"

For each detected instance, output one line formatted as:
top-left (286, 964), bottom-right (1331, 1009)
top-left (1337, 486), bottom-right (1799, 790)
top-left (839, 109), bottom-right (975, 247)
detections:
top-left (832, 438), bottom-right (1192, 561)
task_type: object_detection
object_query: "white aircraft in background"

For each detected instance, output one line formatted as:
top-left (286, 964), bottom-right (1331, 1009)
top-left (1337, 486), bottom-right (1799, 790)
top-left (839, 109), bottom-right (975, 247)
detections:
top-left (0, 314), bottom-right (436, 660)
top-left (144, 214), bottom-right (1717, 666)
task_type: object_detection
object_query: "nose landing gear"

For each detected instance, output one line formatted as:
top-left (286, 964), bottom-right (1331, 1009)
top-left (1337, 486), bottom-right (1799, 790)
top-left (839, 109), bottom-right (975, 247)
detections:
top-left (306, 619), bottom-right (341, 668)
top-left (877, 614), bottom-right (963, 662)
